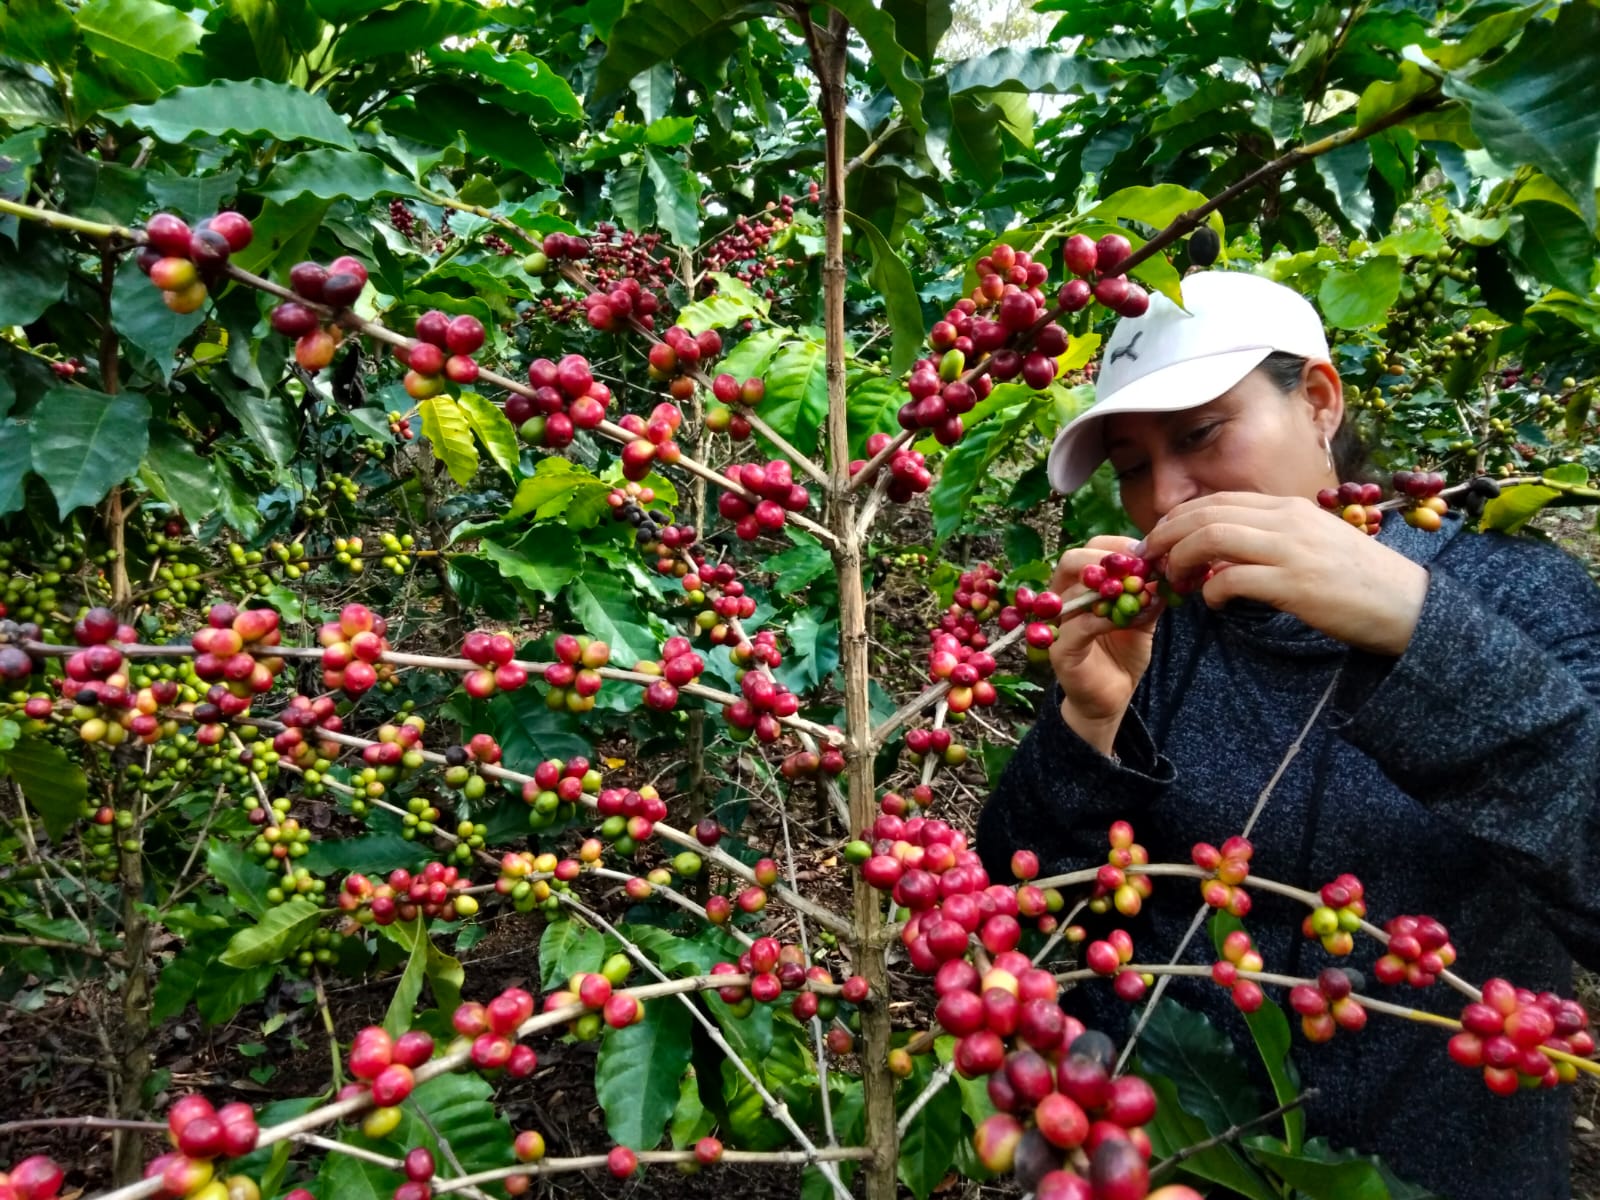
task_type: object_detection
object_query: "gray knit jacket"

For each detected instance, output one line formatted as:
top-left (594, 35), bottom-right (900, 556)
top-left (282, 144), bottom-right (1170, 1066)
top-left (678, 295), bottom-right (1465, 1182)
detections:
top-left (977, 510), bottom-right (1600, 1199)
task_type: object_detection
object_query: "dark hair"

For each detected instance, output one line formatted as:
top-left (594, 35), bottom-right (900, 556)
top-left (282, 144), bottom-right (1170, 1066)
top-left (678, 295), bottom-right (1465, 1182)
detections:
top-left (1255, 351), bottom-right (1371, 481)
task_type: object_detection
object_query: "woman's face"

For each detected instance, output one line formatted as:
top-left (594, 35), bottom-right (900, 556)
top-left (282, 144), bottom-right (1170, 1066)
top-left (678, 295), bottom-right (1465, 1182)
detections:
top-left (1101, 364), bottom-right (1342, 534)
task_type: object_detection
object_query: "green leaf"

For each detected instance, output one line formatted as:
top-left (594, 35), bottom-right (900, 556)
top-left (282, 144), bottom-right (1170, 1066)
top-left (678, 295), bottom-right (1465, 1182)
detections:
top-left (0, 0), bottom-right (77, 71)
top-left (595, 0), bottom-right (763, 97)
top-left (760, 339), bottom-right (829, 459)
top-left (0, 224), bottom-right (66, 326)
top-left (1134, 995), bottom-right (1265, 1137)
top-left (481, 526), bottom-right (579, 601)
top-left (595, 996), bottom-right (693, 1149)
top-left (852, 213), bottom-right (925, 377)
top-left (219, 898), bottom-right (322, 968)
top-left (1480, 481), bottom-right (1561, 533)
top-left (332, 0), bottom-right (488, 63)
top-left (539, 917), bottom-right (606, 991)
top-left (144, 425), bottom-right (222, 532)
top-left (385, 920), bottom-right (429, 1039)
top-left (564, 567), bottom-right (658, 668)
top-left (105, 79), bottom-right (355, 149)
top-left (1086, 184), bottom-right (1224, 240)
top-left (1139, 1070), bottom-right (1280, 1200)
top-left (676, 272), bottom-right (770, 334)
top-left (300, 832), bottom-right (417, 877)
top-left (426, 46), bottom-right (583, 125)
top-left (77, 0), bottom-right (201, 92)
top-left (1317, 256), bottom-right (1402, 330)
top-left (219, 388), bottom-right (299, 470)
top-left (487, 687), bottom-right (594, 770)
top-left (109, 255), bottom-right (205, 380)
top-left (1429, 2), bottom-right (1541, 71)
top-left (824, 0), bottom-right (927, 133)
top-left (1510, 202), bottom-right (1597, 295)
top-left (1212, 913), bottom-right (1303, 1150)
top-left (379, 919), bottom-right (464, 1018)
top-left (947, 46), bottom-right (1109, 97)
top-left (1443, 3), bottom-right (1600, 231)
top-left (30, 388), bottom-right (151, 518)
top-left (763, 535), bottom-right (832, 595)
top-left (929, 400), bottom-right (1037, 543)
top-left (0, 735), bottom-right (87, 841)
top-left (457, 390), bottom-right (521, 478)
top-left (668, 1069), bottom-right (715, 1148)
top-left (642, 146), bottom-right (699, 248)
top-left (1246, 1137), bottom-right (1403, 1200)
top-left (152, 944), bottom-right (209, 1022)
top-left (257, 149), bottom-right (425, 204)
top-left (505, 458), bottom-right (610, 521)
top-left (206, 841), bottom-right (270, 919)
top-left (418, 394), bottom-right (479, 485)
top-left (896, 1057), bottom-right (962, 1199)
top-left (0, 420), bottom-right (30, 516)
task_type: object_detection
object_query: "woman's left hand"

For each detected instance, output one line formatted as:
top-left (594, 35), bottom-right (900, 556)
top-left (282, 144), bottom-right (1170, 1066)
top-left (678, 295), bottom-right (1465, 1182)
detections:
top-left (1136, 492), bottom-right (1431, 656)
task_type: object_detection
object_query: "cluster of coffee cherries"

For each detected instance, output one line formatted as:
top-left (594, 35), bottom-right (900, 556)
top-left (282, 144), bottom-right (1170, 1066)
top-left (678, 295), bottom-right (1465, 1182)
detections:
top-left (522, 755), bottom-right (605, 832)
top-left (1084, 929), bottom-right (1149, 1002)
top-left (396, 310), bottom-right (487, 398)
top-left (270, 694), bottom-right (345, 770)
top-left (1058, 231), bottom-right (1151, 318)
top-left (704, 371), bottom-right (767, 442)
top-left (144, 1094), bottom-right (262, 1199)
top-left (450, 990), bottom-right (542, 1077)
top-left (318, 603), bottom-right (392, 695)
top-left (543, 955), bottom-right (646, 1038)
top-left (341, 1026), bottom-right (434, 1140)
top-left (1449, 979), bottom-right (1594, 1094)
top-left (1006, 585), bottom-right (1067, 664)
top-left (724, 658), bottom-right (799, 744)
top-left (541, 632), bottom-right (610, 713)
top-left (647, 325), bottom-right (723, 395)
top-left (594, 782), bottom-right (669, 853)
top-left (717, 459), bottom-right (812, 540)
top-left (191, 606), bottom-right (284, 694)
top-left (138, 209), bottom-right (254, 314)
top-left (459, 628), bottom-right (527, 699)
top-left (1315, 480), bottom-right (1385, 536)
top-left (630, 635), bottom-right (702, 713)
top-left (969, 1023), bottom-right (1174, 1200)
top-left (608, 482), bottom-right (695, 558)
top-left (1374, 914), bottom-right (1456, 987)
top-left (1209, 929), bottom-right (1267, 1014)
top-left (779, 741), bottom-right (848, 777)
top-left (247, 808), bottom-right (311, 868)
top-left (700, 195), bottom-right (809, 289)
top-left (616, 401), bottom-right (686, 478)
top-left (679, 557), bottom-right (760, 642)
top-left (441, 733), bottom-right (503, 800)
top-left (1191, 834), bottom-right (1253, 918)
top-left (1083, 551), bottom-right (1189, 630)
top-left (905, 726), bottom-right (971, 768)
top-left (1288, 968), bottom-right (1368, 1044)
top-left (494, 850), bottom-right (566, 913)
top-left (270, 256), bottom-right (372, 370)
top-left (848, 431), bottom-right (934, 502)
top-left (1302, 874), bottom-right (1367, 957)
top-left (339, 864), bottom-right (479, 925)
top-left (582, 272), bottom-right (664, 332)
top-left (899, 344), bottom-right (993, 446)
top-left (508, 354), bottom-right (610, 449)
top-left (710, 936), bottom-right (860, 1024)
top-left (1089, 822), bottom-right (1154, 918)
top-left (0, 616), bottom-right (45, 682)
top-left (1392, 469), bottom-right (1451, 531)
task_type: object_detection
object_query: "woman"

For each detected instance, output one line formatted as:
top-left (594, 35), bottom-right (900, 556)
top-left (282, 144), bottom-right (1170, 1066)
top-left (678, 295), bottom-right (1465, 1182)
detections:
top-left (977, 270), bottom-right (1600, 1199)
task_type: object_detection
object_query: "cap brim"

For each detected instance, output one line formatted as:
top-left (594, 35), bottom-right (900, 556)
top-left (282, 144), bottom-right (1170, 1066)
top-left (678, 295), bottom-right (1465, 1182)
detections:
top-left (1047, 347), bottom-right (1277, 494)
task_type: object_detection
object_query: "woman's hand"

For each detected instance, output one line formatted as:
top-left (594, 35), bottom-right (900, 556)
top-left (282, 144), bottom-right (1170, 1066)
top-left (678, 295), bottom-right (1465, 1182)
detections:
top-left (1136, 492), bottom-right (1430, 656)
top-left (1048, 535), bottom-right (1165, 755)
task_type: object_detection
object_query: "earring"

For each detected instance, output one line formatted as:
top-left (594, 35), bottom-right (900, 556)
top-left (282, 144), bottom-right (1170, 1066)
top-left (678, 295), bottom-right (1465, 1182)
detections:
top-left (1321, 434), bottom-right (1333, 472)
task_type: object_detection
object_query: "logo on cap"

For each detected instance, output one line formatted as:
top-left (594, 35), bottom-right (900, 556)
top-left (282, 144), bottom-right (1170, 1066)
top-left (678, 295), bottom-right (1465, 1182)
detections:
top-left (1109, 331), bottom-right (1143, 366)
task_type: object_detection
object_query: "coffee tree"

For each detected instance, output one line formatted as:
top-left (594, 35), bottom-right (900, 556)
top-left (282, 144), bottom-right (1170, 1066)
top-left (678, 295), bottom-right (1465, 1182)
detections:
top-left (1, 2), bottom-right (1599, 1199)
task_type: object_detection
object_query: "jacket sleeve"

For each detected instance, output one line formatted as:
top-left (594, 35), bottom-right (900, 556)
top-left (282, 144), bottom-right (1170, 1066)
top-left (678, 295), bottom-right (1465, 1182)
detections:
top-left (1332, 535), bottom-right (1600, 964)
top-left (976, 683), bottom-right (1176, 881)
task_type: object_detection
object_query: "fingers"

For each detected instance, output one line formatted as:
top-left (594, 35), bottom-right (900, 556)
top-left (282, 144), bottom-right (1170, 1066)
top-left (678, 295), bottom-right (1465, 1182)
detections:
top-left (1157, 522), bottom-right (1283, 582)
top-left (1138, 503), bottom-right (1296, 564)
top-left (1049, 535), bottom-right (1142, 594)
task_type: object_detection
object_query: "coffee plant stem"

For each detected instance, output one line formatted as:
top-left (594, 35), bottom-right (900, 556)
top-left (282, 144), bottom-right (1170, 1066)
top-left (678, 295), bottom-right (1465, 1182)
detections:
top-left (0, 195), bottom-right (139, 241)
top-left (555, 892), bottom-right (855, 1200)
top-left (0, 1118), bottom-right (164, 1136)
top-left (232, 709), bottom-right (855, 935)
top-left (871, 614), bottom-right (1038, 746)
top-left (1148, 1089), bottom-right (1319, 1184)
top-left (434, 1146), bottom-right (876, 1190)
top-left (776, 768), bottom-right (838, 1144)
top-left (586, 866), bottom-right (752, 944)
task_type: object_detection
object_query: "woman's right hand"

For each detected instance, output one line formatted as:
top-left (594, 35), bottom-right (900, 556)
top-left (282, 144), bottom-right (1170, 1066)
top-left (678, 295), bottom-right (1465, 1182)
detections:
top-left (1047, 535), bottom-right (1163, 756)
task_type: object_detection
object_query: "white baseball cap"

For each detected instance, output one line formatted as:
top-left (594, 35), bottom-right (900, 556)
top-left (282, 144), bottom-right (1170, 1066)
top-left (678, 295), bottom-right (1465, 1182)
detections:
top-left (1046, 271), bottom-right (1331, 494)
